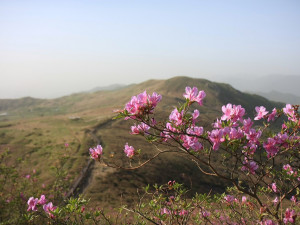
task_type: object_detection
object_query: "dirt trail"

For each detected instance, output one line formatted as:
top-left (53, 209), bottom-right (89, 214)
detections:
top-left (65, 119), bottom-right (116, 198)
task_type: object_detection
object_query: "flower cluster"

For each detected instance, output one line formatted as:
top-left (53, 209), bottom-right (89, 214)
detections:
top-left (183, 86), bottom-right (206, 105)
top-left (124, 91), bottom-right (162, 118)
top-left (130, 122), bottom-right (150, 135)
top-left (27, 195), bottom-right (57, 219)
top-left (221, 103), bottom-right (245, 122)
top-left (124, 143), bottom-right (135, 158)
top-left (89, 145), bottom-right (103, 160)
top-left (263, 132), bottom-right (289, 158)
top-left (283, 104), bottom-right (298, 122)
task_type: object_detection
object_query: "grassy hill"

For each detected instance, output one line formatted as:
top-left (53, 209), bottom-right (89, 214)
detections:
top-left (0, 76), bottom-right (285, 208)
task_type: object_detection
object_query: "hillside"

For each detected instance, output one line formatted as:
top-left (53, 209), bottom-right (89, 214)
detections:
top-left (0, 76), bottom-right (285, 208)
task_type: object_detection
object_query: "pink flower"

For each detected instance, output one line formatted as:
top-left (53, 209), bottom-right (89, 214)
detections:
top-left (290, 196), bottom-right (297, 203)
top-left (261, 219), bottom-right (277, 225)
top-left (271, 183), bottom-right (278, 193)
top-left (242, 196), bottom-right (247, 204)
top-left (161, 207), bottom-right (171, 215)
top-left (221, 104), bottom-right (233, 121)
top-left (124, 143), bottom-right (135, 158)
top-left (27, 197), bottom-right (38, 211)
top-left (228, 127), bottom-right (244, 140)
top-left (168, 180), bottom-right (175, 186)
top-left (245, 128), bottom-right (262, 143)
top-left (282, 123), bottom-right (287, 130)
top-left (224, 195), bottom-right (236, 203)
top-left (283, 208), bottom-right (296, 224)
top-left (186, 126), bottom-right (204, 136)
top-left (38, 195), bottom-right (47, 205)
top-left (232, 105), bottom-right (245, 122)
top-left (64, 143), bottom-right (69, 148)
top-left (25, 174), bottom-right (31, 179)
top-left (267, 108), bottom-right (277, 122)
top-left (89, 145), bottom-right (103, 160)
top-left (274, 132), bottom-right (289, 148)
top-left (183, 87), bottom-right (206, 105)
top-left (43, 202), bottom-right (57, 219)
top-left (124, 91), bottom-right (162, 118)
top-left (213, 118), bottom-right (223, 129)
top-left (169, 108), bottom-right (184, 126)
top-left (130, 125), bottom-right (140, 134)
top-left (192, 109), bottom-right (200, 123)
top-left (241, 158), bottom-right (258, 174)
top-left (130, 123), bottom-right (150, 135)
top-left (181, 135), bottom-right (203, 151)
top-left (208, 129), bottom-right (225, 150)
top-left (272, 196), bottom-right (278, 205)
top-left (283, 164), bottom-right (294, 175)
top-left (263, 138), bottom-right (278, 158)
top-left (179, 209), bottom-right (188, 216)
top-left (150, 92), bottom-right (162, 107)
top-left (283, 104), bottom-right (295, 117)
top-left (254, 106), bottom-right (269, 120)
top-left (243, 118), bottom-right (253, 132)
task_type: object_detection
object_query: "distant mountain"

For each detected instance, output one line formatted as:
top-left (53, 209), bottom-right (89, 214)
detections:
top-left (87, 84), bottom-right (126, 93)
top-left (0, 76), bottom-right (284, 119)
top-left (253, 90), bottom-right (300, 105)
top-left (224, 75), bottom-right (300, 97)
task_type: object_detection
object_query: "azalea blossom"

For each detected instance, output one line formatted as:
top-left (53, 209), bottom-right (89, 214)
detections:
top-left (179, 209), bottom-right (188, 216)
top-left (272, 196), bottom-right (278, 205)
top-left (124, 91), bottom-right (162, 118)
top-left (243, 118), bottom-right (253, 133)
top-left (271, 182), bottom-right (278, 193)
top-left (208, 129), bottom-right (225, 150)
top-left (261, 219), bottom-right (277, 225)
top-left (130, 123), bottom-right (150, 135)
top-left (283, 104), bottom-right (294, 118)
top-left (38, 195), bottom-right (47, 205)
top-left (254, 106), bottom-right (268, 120)
top-left (242, 196), bottom-right (247, 204)
top-left (192, 109), bottom-right (200, 123)
top-left (241, 158), bottom-right (258, 174)
top-left (267, 108), bottom-right (277, 122)
top-left (224, 195), bottom-right (236, 203)
top-left (181, 135), bottom-right (203, 151)
top-left (124, 143), bottom-right (135, 158)
top-left (161, 207), bottom-right (171, 215)
top-left (89, 145), bottom-right (103, 160)
top-left (169, 108), bottom-right (184, 126)
top-left (183, 86), bottom-right (206, 105)
top-left (283, 164), bottom-right (294, 175)
top-left (263, 138), bottom-right (278, 158)
top-left (43, 202), bottom-right (57, 219)
top-left (221, 104), bottom-right (233, 121)
top-left (283, 208), bottom-right (296, 224)
top-left (27, 197), bottom-right (38, 211)
top-left (290, 196), bottom-right (297, 203)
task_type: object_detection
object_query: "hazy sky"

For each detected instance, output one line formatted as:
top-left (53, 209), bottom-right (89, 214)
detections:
top-left (1, 0), bottom-right (300, 99)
